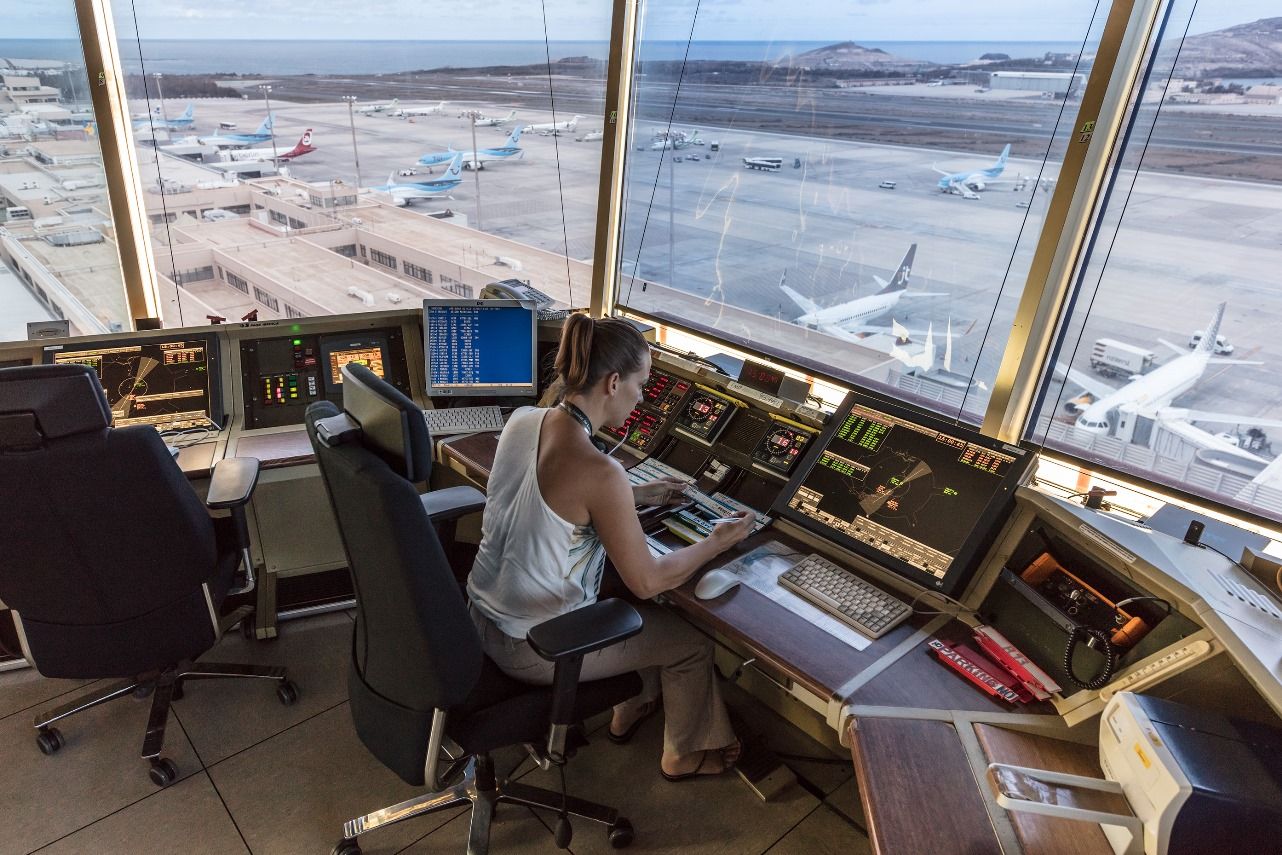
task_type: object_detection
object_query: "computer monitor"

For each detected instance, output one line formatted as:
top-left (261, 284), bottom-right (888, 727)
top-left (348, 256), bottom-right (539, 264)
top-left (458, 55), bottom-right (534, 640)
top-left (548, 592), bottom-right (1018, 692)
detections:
top-left (44, 334), bottom-right (221, 430)
top-left (423, 298), bottom-right (537, 397)
top-left (772, 389), bottom-right (1034, 597)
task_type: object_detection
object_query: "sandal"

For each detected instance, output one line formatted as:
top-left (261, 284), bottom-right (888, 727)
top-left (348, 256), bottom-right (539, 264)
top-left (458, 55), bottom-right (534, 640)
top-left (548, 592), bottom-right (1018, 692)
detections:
top-left (606, 700), bottom-right (660, 745)
top-left (659, 741), bottom-right (740, 782)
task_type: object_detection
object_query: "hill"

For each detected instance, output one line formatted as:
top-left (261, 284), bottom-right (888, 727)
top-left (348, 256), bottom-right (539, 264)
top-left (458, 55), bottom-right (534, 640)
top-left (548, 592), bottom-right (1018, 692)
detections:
top-left (779, 41), bottom-right (933, 73)
top-left (1173, 17), bottom-right (1282, 78)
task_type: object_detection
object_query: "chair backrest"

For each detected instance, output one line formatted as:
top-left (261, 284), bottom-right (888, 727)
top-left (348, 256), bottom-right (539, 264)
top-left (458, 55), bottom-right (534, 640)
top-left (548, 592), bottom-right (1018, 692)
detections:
top-left (0, 365), bottom-right (220, 677)
top-left (305, 364), bottom-right (482, 783)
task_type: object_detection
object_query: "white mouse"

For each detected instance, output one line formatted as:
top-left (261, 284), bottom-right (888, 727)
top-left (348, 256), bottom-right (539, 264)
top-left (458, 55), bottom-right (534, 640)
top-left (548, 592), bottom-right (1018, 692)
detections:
top-left (695, 568), bottom-right (741, 600)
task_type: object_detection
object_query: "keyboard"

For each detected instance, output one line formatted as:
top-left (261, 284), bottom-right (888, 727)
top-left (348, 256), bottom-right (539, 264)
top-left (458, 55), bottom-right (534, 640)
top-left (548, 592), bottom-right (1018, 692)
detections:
top-left (422, 405), bottom-right (505, 437)
top-left (778, 554), bottom-right (913, 639)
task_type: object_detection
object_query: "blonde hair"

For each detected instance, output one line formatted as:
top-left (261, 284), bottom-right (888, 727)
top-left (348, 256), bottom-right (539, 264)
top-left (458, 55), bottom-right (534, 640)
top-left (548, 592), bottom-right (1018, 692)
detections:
top-left (543, 314), bottom-right (647, 405)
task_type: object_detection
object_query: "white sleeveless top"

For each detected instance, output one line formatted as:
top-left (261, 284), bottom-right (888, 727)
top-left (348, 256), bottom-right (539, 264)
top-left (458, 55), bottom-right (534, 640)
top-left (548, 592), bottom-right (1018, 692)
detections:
top-left (467, 407), bottom-right (607, 638)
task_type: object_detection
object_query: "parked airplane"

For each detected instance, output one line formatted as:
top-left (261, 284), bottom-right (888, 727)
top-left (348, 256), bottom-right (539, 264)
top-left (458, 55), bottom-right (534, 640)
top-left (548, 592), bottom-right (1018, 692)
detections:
top-left (934, 144), bottom-right (1011, 198)
top-left (394, 101), bottom-right (448, 118)
top-left (220, 130), bottom-right (316, 163)
top-left (649, 129), bottom-right (703, 151)
top-left (370, 153), bottom-right (465, 205)
top-left (1058, 303), bottom-right (1282, 466)
top-left (521, 115), bottom-right (583, 136)
top-left (357, 98), bottom-right (399, 115)
top-left (780, 245), bottom-right (945, 342)
top-left (419, 126), bottom-right (524, 170)
top-left (471, 110), bottom-right (517, 128)
top-left (577, 130), bottom-right (604, 142)
top-left (199, 115), bottom-right (274, 147)
top-left (133, 103), bottom-right (195, 131)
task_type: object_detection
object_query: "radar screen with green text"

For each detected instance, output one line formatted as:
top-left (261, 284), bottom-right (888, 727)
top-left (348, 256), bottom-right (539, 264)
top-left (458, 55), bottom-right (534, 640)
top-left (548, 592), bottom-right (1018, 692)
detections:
top-left (772, 390), bottom-right (1033, 596)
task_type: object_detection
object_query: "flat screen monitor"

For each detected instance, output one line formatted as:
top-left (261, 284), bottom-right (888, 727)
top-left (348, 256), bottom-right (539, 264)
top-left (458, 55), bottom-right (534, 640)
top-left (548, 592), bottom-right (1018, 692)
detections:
top-left (772, 389), bottom-right (1034, 597)
top-left (44, 334), bottom-right (221, 430)
top-left (423, 299), bottom-right (537, 397)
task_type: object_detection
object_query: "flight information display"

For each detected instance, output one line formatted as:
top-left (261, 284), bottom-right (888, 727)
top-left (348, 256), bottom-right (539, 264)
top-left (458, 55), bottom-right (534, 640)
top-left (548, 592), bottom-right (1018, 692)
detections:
top-left (424, 300), bottom-right (536, 397)
top-left (48, 336), bottom-right (218, 430)
top-left (773, 391), bottom-right (1033, 596)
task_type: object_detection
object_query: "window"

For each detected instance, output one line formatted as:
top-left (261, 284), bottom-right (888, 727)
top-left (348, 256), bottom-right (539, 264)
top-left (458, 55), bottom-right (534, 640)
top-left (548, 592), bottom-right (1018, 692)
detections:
top-left (110, 0), bottom-right (611, 329)
top-left (285, 304), bottom-right (306, 319)
top-left (225, 271), bottom-right (249, 293)
top-left (252, 286), bottom-right (280, 312)
top-left (173, 265), bottom-right (214, 285)
top-left (403, 261), bottom-right (434, 283)
top-left (616, 1), bottom-right (1104, 424)
top-left (1029, 2), bottom-right (1282, 524)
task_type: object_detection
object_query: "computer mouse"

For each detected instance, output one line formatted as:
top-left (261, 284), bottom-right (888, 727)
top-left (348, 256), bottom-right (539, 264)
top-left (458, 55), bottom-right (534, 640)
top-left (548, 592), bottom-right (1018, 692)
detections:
top-left (695, 568), bottom-right (741, 600)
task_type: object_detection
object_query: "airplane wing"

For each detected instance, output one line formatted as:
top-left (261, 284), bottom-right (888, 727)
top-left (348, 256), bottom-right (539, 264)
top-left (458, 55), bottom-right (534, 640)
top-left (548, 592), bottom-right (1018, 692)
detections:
top-left (898, 292), bottom-right (949, 298)
top-left (780, 285), bottom-right (821, 316)
top-left (1053, 362), bottom-right (1117, 400)
top-left (1207, 358), bottom-right (1263, 365)
top-left (1157, 338), bottom-right (1186, 357)
top-left (1159, 407), bottom-right (1282, 429)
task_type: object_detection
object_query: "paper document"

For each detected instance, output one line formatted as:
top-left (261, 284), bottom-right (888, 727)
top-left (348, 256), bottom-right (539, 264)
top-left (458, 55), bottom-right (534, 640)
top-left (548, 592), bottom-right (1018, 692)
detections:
top-left (715, 541), bottom-right (873, 652)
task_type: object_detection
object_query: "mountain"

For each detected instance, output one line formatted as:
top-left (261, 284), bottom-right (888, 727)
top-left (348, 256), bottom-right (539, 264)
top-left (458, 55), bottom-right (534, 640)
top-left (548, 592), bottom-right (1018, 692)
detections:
top-left (1173, 17), bottom-right (1282, 78)
top-left (779, 41), bottom-right (933, 73)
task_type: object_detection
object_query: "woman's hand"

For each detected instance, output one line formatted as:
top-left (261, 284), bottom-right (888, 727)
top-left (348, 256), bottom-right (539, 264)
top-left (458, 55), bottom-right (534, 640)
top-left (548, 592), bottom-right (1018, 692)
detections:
top-left (707, 511), bottom-right (755, 551)
top-left (632, 477), bottom-right (690, 508)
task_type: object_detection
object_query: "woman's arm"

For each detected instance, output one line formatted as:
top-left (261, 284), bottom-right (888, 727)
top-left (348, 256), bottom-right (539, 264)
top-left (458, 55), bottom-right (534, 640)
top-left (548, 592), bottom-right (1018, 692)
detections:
top-left (588, 462), bottom-right (755, 599)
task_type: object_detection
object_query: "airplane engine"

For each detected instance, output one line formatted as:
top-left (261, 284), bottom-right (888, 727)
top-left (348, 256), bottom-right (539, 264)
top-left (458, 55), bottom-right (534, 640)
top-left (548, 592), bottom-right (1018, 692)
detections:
top-left (968, 179), bottom-right (987, 192)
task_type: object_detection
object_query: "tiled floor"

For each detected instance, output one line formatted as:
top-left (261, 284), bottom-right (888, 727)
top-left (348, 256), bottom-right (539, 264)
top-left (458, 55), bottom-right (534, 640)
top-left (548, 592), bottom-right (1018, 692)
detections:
top-left (0, 611), bottom-right (871, 855)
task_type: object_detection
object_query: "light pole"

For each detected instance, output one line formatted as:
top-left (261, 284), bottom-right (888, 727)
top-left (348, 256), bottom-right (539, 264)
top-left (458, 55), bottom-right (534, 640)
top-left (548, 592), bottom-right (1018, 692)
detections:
top-left (342, 96), bottom-right (362, 189)
top-left (462, 110), bottom-right (483, 230)
top-left (258, 84), bottom-right (279, 171)
top-left (667, 151), bottom-right (674, 290)
top-left (153, 73), bottom-right (168, 136)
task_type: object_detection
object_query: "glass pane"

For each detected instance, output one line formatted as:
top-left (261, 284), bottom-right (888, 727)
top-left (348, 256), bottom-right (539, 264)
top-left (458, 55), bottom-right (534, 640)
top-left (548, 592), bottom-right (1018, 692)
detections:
top-left (1029, 2), bottom-right (1282, 522)
top-left (0, 1), bottom-right (131, 339)
top-left (618, 0), bottom-right (1105, 423)
top-left (113, 1), bottom-right (610, 325)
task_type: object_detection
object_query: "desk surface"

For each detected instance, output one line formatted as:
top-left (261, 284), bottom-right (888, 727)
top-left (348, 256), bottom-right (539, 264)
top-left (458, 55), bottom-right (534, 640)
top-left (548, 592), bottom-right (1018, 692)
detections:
top-left (437, 430), bottom-right (1088, 855)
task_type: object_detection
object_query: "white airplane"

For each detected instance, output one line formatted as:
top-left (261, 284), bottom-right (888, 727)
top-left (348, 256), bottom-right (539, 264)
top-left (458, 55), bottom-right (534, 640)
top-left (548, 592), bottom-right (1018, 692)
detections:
top-left (934, 144), bottom-right (1011, 198)
top-left (780, 245), bottom-right (946, 342)
top-left (577, 130), bottom-right (604, 142)
top-left (368, 153), bottom-right (464, 205)
top-left (521, 114), bottom-right (583, 136)
top-left (1058, 303), bottom-right (1282, 466)
top-left (470, 110), bottom-right (517, 128)
top-left (394, 101), bottom-right (448, 118)
top-left (219, 129), bottom-right (316, 163)
top-left (357, 98), bottom-right (399, 115)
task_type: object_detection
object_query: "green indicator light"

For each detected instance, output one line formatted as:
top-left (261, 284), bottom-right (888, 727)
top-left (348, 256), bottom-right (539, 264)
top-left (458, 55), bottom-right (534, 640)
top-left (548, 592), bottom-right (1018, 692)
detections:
top-left (292, 339), bottom-right (302, 345)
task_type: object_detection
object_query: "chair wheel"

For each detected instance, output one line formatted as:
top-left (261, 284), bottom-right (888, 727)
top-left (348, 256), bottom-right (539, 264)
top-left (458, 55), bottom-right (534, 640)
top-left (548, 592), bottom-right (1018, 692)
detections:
top-left (132, 683), bottom-right (154, 700)
top-left (608, 817), bottom-right (634, 849)
top-left (276, 680), bottom-right (299, 706)
top-left (331, 838), bottom-right (361, 855)
top-left (149, 757), bottom-right (178, 787)
top-left (36, 727), bottom-right (64, 756)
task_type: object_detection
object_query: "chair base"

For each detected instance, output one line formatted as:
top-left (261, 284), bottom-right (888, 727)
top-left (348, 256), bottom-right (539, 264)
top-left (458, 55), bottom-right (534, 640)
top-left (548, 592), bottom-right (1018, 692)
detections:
top-left (334, 753), bottom-right (633, 855)
top-left (33, 661), bottom-right (295, 786)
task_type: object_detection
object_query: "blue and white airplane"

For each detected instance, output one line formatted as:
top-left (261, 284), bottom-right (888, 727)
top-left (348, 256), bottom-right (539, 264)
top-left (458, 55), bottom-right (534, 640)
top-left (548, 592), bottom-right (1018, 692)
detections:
top-left (133, 103), bottom-right (195, 131)
top-left (418, 126), bottom-right (524, 171)
top-left (199, 115), bottom-right (274, 148)
top-left (933, 144), bottom-right (1011, 199)
top-left (370, 153), bottom-right (465, 205)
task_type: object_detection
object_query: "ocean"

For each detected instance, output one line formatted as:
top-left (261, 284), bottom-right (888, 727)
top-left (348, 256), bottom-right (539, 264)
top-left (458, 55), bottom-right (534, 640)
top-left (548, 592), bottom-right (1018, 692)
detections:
top-left (0, 38), bottom-right (1087, 77)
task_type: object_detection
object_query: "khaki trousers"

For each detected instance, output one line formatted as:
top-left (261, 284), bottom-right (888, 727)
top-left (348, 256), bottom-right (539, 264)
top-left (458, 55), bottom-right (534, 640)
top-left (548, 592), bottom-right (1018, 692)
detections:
top-left (469, 601), bottom-right (735, 757)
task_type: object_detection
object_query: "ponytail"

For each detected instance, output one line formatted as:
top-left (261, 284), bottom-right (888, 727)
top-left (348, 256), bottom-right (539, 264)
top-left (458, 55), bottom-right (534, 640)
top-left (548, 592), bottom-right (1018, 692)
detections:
top-left (545, 313), bottom-right (647, 404)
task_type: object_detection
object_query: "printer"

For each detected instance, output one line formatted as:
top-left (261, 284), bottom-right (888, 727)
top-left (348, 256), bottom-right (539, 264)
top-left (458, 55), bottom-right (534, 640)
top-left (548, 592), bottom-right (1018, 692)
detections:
top-left (988, 692), bottom-right (1282, 854)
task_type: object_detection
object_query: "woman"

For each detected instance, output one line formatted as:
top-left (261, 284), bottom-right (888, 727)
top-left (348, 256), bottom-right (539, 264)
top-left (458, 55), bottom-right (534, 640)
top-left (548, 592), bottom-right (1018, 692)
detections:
top-left (467, 314), bottom-right (755, 780)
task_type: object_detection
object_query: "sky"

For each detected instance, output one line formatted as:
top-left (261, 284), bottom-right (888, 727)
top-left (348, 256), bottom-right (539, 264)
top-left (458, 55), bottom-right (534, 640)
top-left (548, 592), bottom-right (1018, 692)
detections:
top-left (4, 0), bottom-right (1279, 42)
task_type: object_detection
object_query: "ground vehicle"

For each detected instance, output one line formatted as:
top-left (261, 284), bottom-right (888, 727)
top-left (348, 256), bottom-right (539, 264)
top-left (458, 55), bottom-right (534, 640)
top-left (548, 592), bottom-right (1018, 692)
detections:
top-left (218, 121), bottom-right (237, 131)
top-left (743, 157), bottom-right (782, 172)
top-left (398, 168), bottom-right (418, 176)
top-left (1188, 330), bottom-right (1234, 355)
top-left (879, 180), bottom-right (897, 189)
top-left (709, 141), bottom-right (720, 152)
top-left (1090, 338), bottom-right (1155, 378)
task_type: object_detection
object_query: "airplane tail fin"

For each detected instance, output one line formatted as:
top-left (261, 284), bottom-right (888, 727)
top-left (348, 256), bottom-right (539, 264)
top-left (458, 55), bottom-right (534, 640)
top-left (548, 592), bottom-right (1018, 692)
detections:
top-left (781, 284), bottom-right (821, 316)
top-left (1197, 302), bottom-right (1227, 355)
top-left (507, 126), bottom-right (524, 146)
top-left (989, 144), bottom-right (1011, 175)
top-left (180, 104), bottom-right (193, 120)
top-left (444, 153), bottom-right (464, 179)
top-left (876, 244), bottom-right (917, 295)
top-left (254, 114), bottom-right (273, 136)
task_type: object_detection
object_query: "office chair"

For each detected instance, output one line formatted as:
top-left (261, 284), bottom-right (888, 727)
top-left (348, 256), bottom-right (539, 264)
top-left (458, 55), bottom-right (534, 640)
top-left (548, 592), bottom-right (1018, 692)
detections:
top-left (0, 364), bottom-right (297, 787)
top-left (306, 364), bottom-right (643, 855)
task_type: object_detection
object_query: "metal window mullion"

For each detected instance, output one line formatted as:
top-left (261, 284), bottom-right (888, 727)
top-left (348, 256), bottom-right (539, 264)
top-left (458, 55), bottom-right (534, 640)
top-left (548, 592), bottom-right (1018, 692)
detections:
top-left (982, 0), bottom-right (1165, 442)
top-left (589, 0), bottom-right (640, 318)
top-left (74, 0), bottom-right (161, 327)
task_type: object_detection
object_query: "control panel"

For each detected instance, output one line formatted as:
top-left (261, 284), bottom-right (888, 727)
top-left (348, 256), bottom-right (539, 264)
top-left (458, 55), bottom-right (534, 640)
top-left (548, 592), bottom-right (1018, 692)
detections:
top-left (751, 418), bottom-right (817, 477)
top-left (604, 367), bottom-right (693, 452)
top-left (240, 327), bottom-right (411, 429)
top-left (674, 385), bottom-right (740, 444)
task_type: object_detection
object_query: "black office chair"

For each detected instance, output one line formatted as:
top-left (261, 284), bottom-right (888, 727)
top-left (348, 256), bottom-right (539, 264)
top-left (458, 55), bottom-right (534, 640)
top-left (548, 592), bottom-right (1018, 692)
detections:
top-left (306, 363), bottom-right (643, 855)
top-left (0, 364), bottom-right (297, 787)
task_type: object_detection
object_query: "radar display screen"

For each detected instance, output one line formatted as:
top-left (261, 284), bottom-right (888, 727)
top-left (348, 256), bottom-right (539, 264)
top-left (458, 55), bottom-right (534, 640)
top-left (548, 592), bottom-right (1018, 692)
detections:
top-left (772, 390), bottom-right (1032, 596)
top-left (327, 346), bottom-right (386, 384)
top-left (674, 387), bottom-right (737, 444)
top-left (752, 421), bottom-right (816, 476)
top-left (47, 336), bottom-right (219, 430)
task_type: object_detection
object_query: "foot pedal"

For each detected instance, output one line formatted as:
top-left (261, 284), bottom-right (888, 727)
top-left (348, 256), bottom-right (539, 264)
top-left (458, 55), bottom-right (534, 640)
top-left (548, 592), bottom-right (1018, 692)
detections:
top-left (735, 741), bottom-right (796, 801)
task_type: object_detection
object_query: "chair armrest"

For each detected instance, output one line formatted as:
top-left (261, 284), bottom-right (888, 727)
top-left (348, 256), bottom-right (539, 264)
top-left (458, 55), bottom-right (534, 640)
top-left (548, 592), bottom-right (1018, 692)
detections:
top-left (420, 485), bottom-right (486, 522)
top-left (206, 457), bottom-right (261, 509)
top-left (526, 599), bottom-right (642, 662)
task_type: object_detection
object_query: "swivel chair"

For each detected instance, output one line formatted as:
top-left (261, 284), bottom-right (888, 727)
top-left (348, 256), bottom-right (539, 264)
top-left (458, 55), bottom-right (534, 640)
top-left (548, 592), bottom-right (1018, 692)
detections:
top-left (0, 365), bottom-right (297, 787)
top-left (306, 364), bottom-right (643, 855)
